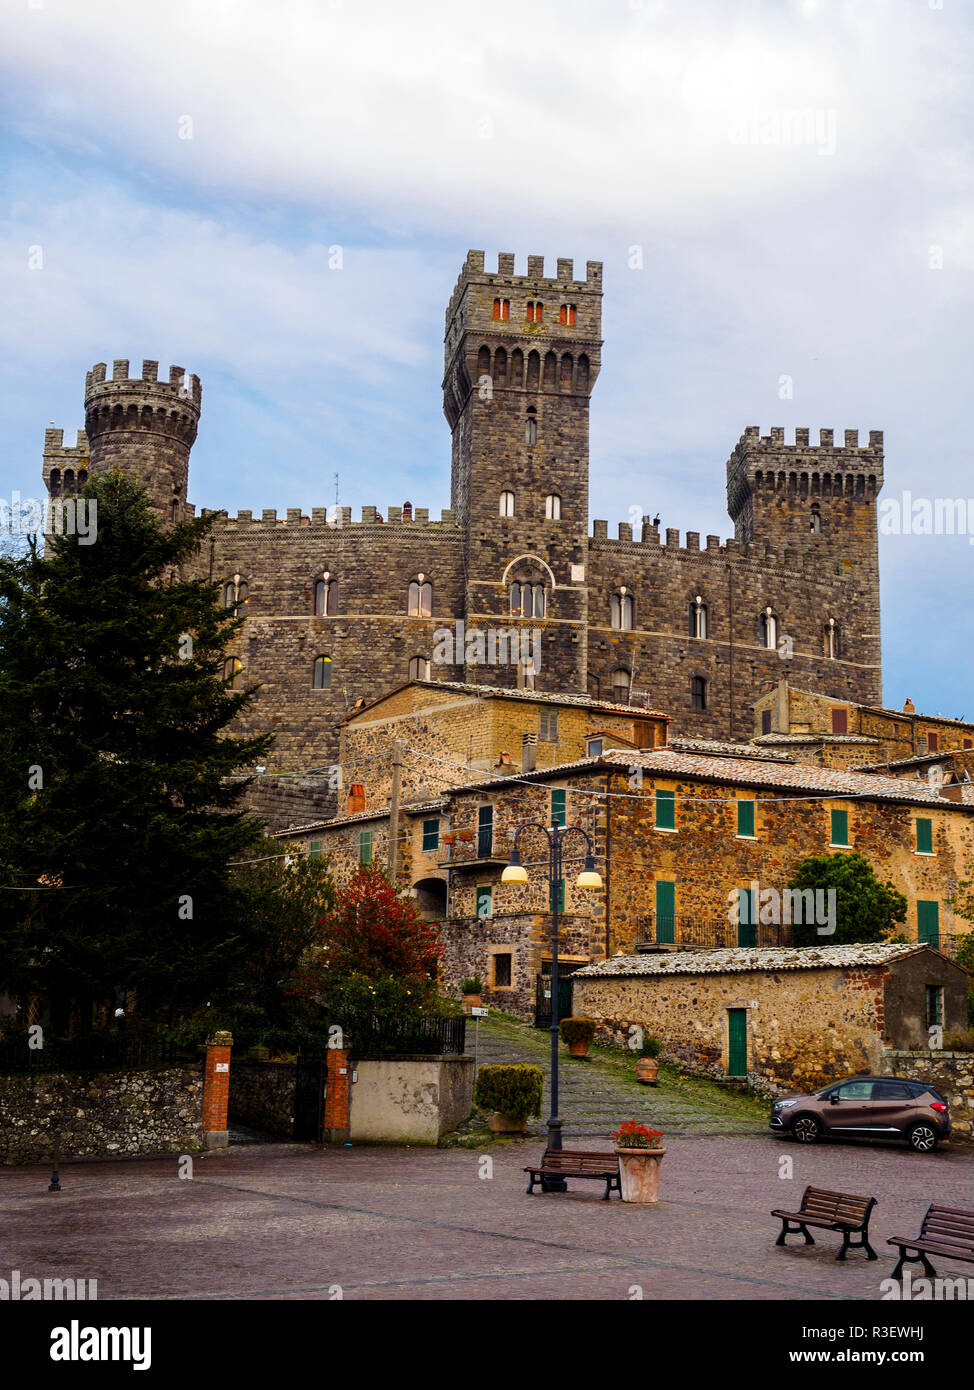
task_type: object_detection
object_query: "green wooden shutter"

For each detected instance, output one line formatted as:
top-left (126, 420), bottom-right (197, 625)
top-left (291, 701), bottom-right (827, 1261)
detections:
top-left (830, 809), bottom-right (849, 846)
top-left (476, 886), bottom-right (493, 919)
top-left (916, 818), bottom-right (933, 855)
top-left (477, 805), bottom-right (493, 858)
top-left (737, 800), bottom-right (755, 838)
top-left (422, 818), bottom-right (440, 851)
top-left (308, 839), bottom-right (322, 860)
top-left (656, 788), bottom-right (675, 831)
top-left (655, 880), bottom-right (675, 943)
top-left (551, 788), bottom-right (567, 827)
top-left (737, 885), bottom-right (757, 947)
top-left (727, 1009), bottom-right (748, 1076)
top-left (917, 900), bottom-right (940, 947)
top-left (359, 830), bottom-right (372, 864)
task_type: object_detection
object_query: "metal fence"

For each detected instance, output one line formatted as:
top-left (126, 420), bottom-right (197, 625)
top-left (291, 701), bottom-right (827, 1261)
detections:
top-left (339, 1013), bottom-right (467, 1058)
top-left (0, 1034), bottom-right (196, 1075)
top-left (636, 915), bottom-right (793, 951)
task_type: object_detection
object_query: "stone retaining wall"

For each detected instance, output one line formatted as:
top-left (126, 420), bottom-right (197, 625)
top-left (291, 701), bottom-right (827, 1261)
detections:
top-left (0, 1066), bottom-right (204, 1165)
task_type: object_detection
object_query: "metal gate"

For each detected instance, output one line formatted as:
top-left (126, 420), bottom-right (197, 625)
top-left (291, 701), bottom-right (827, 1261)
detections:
top-left (535, 973), bottom-right (573, 1029)
top-left (293, 1057), bottom-right (327, 1141)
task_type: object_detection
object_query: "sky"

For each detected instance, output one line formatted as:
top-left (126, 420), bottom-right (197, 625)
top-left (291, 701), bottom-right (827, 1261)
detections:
top-left (2, 0), bottom-right (972, 716)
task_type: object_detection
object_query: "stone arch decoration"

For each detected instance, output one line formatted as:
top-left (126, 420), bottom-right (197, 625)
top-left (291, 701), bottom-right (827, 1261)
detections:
top-left (500, 553), bottom-right (558, 590)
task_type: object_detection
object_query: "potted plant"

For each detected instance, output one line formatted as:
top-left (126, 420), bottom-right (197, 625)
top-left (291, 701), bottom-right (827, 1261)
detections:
top-left (560, 1016), bottom-right (597, 1058)
top-left (442, 832), bottom-right (456, 846)
top-left (635, 1036), bottom-right (662, 1084)
top-left (474, 1064), bottom-right (543, 1134)
top-left (613, 1120), bottom-right (666, 1203)
top-left (457, 829), bottom-right (474, 843)
top-left (461, 976), bottom-right (483, 1013)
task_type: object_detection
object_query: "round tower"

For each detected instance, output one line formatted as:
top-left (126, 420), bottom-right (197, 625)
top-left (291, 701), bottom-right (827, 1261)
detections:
top-left (83, 359), bottom-right (201, 524)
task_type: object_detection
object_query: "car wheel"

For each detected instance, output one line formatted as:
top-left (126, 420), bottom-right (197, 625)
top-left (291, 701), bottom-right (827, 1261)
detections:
top-left (908, 1123), bottom-right (938, 1154)
top-left (793, 1115), bottom-right (822, 1144)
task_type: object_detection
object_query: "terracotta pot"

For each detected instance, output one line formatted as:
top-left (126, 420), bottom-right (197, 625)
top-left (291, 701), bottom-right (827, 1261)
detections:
top-left (615, 1146), bottom-right (666, 1203)
top-left (568, 1039), bottom-right (590, 1057)
top-left (488, 1111), bottom-right (527, 1134)
top-left (462, 993), bottom-right (482, 1015)
top-left (636, 1056), bottom-right (659, 1084)
top-left (457, 830), bottom-right (474, 842)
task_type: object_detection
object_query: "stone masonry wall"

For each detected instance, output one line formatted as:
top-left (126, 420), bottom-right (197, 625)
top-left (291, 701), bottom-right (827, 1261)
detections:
top-left (0, 1065), bottom-right (204, 1165)
top-left (879, 1050), bottom-right (974, 1140)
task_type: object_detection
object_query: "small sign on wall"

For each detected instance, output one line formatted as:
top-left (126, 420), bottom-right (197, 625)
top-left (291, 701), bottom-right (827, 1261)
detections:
top-left (215, 1062), bottom-right (229, 1073)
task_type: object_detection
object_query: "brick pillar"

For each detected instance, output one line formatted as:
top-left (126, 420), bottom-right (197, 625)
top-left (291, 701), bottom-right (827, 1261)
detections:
top-left (323, 1048), bottom-right (351, 1143)
top-left (202, 1031), bottom-right (233, 1150)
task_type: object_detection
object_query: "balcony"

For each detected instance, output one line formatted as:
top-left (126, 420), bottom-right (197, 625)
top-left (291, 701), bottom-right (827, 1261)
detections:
top-left (635, 914), bottom-right (793, 952)
top-left (437, 836), bottom-right (509, 870)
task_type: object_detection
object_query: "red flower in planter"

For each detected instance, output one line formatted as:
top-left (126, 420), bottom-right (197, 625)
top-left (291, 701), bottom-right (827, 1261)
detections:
top-left (612, 1120), bottom-right (663, 1149)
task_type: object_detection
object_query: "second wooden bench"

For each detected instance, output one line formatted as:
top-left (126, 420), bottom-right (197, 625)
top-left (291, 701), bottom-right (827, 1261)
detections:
top-left (525, 1148), bottom-right (621, 1200)
top-left (772, 1185), bottom-right (878, 1261)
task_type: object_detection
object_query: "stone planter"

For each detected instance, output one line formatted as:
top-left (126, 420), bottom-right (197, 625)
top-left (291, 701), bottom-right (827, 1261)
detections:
top-left (462, 993), bottom-right (482, 1015)
top-left (636, 1057), bottom-right (659, 1084)
top-left (568, 1040), bottom-right (590, 1058)
top-left (488, 1111), bottom-right (527, 1135)
top-left (615, 1145), bottom-right (666, 1203)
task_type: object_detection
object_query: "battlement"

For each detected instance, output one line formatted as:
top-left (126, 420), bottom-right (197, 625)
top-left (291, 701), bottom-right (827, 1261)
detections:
top-left (446, 249), bottom-right (603, 327)
top-left (589, 519), bottom-right (838, 572)
top-left (85, 359), bottom-right (202, 409)
top-left (43, 427), bottom-right (89, 458)
top-left (729, 425), bottom-right (884, 457)
top-left (205, 504), bottom-right (461, 530)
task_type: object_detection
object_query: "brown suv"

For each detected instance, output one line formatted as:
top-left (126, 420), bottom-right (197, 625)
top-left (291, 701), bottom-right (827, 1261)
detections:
top-left (769, 1075), bottom-right (950, 1153)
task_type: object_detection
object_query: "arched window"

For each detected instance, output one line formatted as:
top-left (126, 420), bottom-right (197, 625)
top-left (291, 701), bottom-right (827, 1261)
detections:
top-left (810, 504), bottom-right (822, 534)
top-left (491, 298), bottom-right (510, 320)
top-left (510, 582), bottom-right (546, 619)
top-left (525, 417), bottom-right (537, 446)
top-left (691, 676), bottom-right (707, 710)
top-left (223, 575), bottom-right (248, 612)
top-left (407, 577), bottom-right (433, 617)
top-left (408, 656), bottom-right (431, 680)
top-left (611, 590), bottom-right (634, 630)
top-left (314, 571), bottom-right (338, 616)
top-left (499, 490), bottom-right (515, 517)
top-left (612, 668), bottom-right (631, 701)
top-left (760, 607), bottom-right (777, 650)
top-left (545, 493), bottom-right (561, 520)
top-left (223, 657), bottom-right (243, 689)
top-left (518, 659), bottom-right (537, 691)
top-left (559, 304), bottom-right (577, 325)
top-left (313, 655), bottom-right (332, 690)
top-left (824, 617), bottom-right (839, 660)
top-left (689, 596), bottom-right (708, 639)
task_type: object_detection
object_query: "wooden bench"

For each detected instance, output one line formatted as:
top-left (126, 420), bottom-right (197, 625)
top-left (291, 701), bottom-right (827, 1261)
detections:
top-left (888, 1204), bottom-right (974, 1279)
top-left (772, 1185), bottom-right (878, 1261)
top-left (524, 1148), bottom-right (621, 1200)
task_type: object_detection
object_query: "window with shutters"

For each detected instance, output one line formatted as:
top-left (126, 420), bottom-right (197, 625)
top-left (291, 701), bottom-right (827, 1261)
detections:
top-left (551, 788), bottom-right (567, 827)
top-left (655, 880), bottom-right (675, 943)
top-left (928, 731), bottom-right (940, 752)
top-left (656, 788), bottom-right (676, 831)
top-left (408, 656), bottom-right (431, 680)
top-left (761, 709), bottom-right (772, 735)
top-left (476, 885), bottom-right (493, 919)
top-left (550, 878), bottom-right (565, 913)
top-left (422, 819), bottom-right (440, 852)
top-left (359, 830), bottom-right (373, 865)
top-left (308, 839), bottom-right (322, 860)
top-left (831, 707), bottom-right (848, 734)
top-left (539, 709), bottom-right (559, 743)
top-left (737, 800), bottom-right (756, 839)
top-left (830, 808), bottom-right (849, 846)
top-left (916, 818), bottom-right (934, 855)
top-left (918, 900), bottom-right (940, 947)
top-left (477, 804), bottom-right (493, 858)
top-left (545, 493), bottom-right (561, 520)
top-left (499, 490), bottom-right (515, 517)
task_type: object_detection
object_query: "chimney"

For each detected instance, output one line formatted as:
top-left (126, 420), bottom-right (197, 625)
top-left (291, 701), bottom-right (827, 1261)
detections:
top-left (522, 733), bottom-right (537, 773)
top-left (495, 750), bottom-right (512, 771)
top-left (903, 697), bottom-right (916, 714)
top-left (347, 783), bottom-right (366, 814)
top-left (402, 501), bottom-right (412, 521)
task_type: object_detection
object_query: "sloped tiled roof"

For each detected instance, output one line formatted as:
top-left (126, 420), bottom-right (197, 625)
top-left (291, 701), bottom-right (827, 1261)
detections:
top-left (599, 749), bottom-right (972, 810)
top-left (669, 736), bottom-right (795, 762)
top-left (575, 942), bottom-right (938, 978)
top-left (345, 679), bottom-right (669, 723)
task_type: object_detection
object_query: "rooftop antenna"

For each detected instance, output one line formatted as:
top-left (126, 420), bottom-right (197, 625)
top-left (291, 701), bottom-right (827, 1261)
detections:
top-left (335, 472), bottom-right (339, 512)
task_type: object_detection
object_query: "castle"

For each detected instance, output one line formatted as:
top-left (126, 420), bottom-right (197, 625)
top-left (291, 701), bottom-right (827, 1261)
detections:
top-left (42, 250), bottom-right (885, 827)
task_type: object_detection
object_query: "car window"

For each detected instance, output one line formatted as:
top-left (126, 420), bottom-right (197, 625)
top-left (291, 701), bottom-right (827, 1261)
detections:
top-left (873, 1081), bottom-right (912, 1100)
top-left (835, 1081), bottom-right (875, 1100)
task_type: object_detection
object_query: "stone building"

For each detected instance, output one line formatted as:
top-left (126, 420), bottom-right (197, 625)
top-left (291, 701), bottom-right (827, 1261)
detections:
top-left (43, 251), bottom-right (887, 827)
top-left (571, 943), bottom-right (968, 1093)
top-left (275, 731), bottom-right (974, 1022)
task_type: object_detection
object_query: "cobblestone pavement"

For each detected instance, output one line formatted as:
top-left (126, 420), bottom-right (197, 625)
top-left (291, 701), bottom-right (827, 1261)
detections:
top-left (3, 1131), bottom-right (972, 1301)
top-left (465, 1013), bottom-right (768, 1139)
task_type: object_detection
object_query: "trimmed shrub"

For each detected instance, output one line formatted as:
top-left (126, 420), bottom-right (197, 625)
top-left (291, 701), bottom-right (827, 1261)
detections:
top-left (460, 976), bottom-right (483, 995)
top-left (638, 1036), bottom-right (661, 1058)
top-left (944, 1031), bottom-right (974, 1053)
top-left (559, 1017), bottom-right (596, 1046)
top-left (473, 1064), bottom-right (543, 1120)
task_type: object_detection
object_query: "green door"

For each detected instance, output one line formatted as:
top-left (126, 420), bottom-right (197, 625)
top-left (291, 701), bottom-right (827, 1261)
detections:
top-left (727, 1009), bottom-right (748, 1076)
top-left (656, 880), bottom-right (675, 944)
top-left (917, 900), bottom-right (940, 948)
top-left (737, 886), bottom-right (757, 947)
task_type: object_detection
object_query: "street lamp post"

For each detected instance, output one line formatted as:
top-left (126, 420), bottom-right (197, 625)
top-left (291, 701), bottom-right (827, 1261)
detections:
top-left (502, 823), bottom-right (603, 1163)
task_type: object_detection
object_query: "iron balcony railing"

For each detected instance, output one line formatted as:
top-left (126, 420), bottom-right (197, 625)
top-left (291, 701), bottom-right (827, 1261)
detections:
top-left (635, 914), bottom-right (793, 951)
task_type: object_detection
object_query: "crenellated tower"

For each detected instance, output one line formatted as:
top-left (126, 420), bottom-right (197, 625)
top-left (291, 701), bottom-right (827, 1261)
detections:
top-left (73, 359), bottom-right (202, 524)
top-left (442, 251), bottom-right (603, 691)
